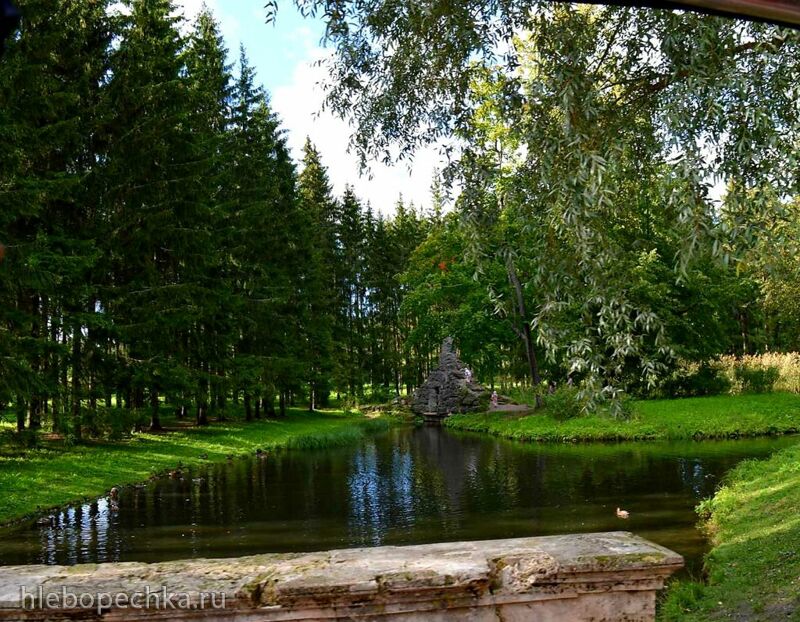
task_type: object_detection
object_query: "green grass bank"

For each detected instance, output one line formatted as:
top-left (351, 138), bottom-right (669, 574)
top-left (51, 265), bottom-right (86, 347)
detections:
top-left (445, 393), bottom-right (800, 442)
top-left (0, 409), bottom-right (385, 526)
top-left (660, 441), bottom-right (800, 620)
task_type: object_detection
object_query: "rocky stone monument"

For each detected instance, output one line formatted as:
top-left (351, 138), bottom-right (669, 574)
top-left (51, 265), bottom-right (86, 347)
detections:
top-left (412, 337), bottom-right (488, 417)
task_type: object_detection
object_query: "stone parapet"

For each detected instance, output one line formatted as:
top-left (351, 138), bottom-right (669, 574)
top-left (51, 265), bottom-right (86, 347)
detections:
top-left (0, 532), bottom-right (682, 621)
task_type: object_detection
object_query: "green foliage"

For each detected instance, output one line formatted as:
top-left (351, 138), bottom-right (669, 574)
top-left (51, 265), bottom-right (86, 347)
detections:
top-left (0, 1), bottom-right (426, 437)
top-left (367, 385), bottom-right (395, 404)
top-left (661, 362), bottom-right (732, 398)
top-left (400, 213), bottom-right (520, 386)
top-left (99, 407), bottom-right (149, 441)
top-left (734, 365), bottom-right (780, 394)
top-left (3, 0), bottom-right (800, 444)
top-left (294, 0), bottom-right (800, 408)
top-left (659, 355), bottom-right (796, 398)
top-left (661, 442), bottom-right (800, 619)
top-left (720, 353), bottom-right (800, 394)
top-left (543, 386), bottom-right (584, 422)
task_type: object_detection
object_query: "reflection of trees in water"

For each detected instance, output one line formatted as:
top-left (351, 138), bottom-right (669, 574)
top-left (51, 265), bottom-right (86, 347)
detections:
top-left (346, 427), bottom-right (461, 545)
top-left (32, 499), bottom-right (120, 565)
top-left (348, 443), bottom-right (385, 545)
top-left (677, 458), bottom-right (709, 498)
top-left (3, 431), bottom-right (795, 566)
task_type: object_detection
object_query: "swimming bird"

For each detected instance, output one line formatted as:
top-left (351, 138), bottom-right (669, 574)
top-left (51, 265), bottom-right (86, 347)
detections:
top-left (616, 507), bottom-right (630, 519)
top-left (36, 515), bottom-right (56, 527)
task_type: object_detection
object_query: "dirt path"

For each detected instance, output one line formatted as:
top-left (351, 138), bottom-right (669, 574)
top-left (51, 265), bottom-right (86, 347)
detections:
top-left (490, 403), bottom-right (532, 414)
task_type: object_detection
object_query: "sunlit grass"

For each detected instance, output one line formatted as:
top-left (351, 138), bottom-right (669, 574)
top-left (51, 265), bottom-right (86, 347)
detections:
top-left (660, 442), bottom-right (800, 620)
top-left (0, 409), bottom-right (386, 525)
top-left (446, 393), bottom-right (800, 442)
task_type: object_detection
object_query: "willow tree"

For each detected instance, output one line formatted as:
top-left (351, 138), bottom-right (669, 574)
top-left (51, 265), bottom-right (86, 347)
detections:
top-left (280, 1), bottom-right (800, 409)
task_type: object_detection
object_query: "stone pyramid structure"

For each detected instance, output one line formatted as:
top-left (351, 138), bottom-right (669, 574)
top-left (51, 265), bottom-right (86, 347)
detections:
top-left (411, 337), bottom-right (488, 416)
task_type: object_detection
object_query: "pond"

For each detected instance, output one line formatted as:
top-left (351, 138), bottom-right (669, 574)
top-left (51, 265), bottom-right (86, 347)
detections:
top-left (0, 425), bottom-right (796, 572)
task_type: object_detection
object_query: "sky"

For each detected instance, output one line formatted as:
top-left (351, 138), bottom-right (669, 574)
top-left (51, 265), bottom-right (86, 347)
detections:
top-left (175, 0), bottom-right (443, 215)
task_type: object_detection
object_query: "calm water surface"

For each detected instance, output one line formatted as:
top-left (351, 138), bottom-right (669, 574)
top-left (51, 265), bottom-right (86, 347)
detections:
top-left (0, 426), bottom-right (796, 571)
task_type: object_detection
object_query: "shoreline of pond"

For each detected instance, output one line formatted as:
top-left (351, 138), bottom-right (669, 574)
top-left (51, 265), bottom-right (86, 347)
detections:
top-left (3, 393), bottom-right (799, 619)
top-left (0, 423), bottom-right (795, 572)
top-left (0, 410), bottom-right (389, 528)
top-left (443, 393), bottom-right (800, 443)
top-left (659, 441), bottom-right (800, 620)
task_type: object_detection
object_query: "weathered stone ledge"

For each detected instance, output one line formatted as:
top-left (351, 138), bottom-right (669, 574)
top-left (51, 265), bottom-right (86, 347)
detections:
top-left (0, 531), bottom-right (682, 621)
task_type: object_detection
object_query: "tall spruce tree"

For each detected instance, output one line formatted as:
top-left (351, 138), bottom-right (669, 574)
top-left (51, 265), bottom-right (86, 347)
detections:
top-left (102, 0), bottom-right (203, 430)
top-left (184, 8), bottom-right (235, 425)
top-left (297, 140), bottom-right (337, 409)
top-left (227, 47), bottom-right (301, 419)
top-left (336, 187), bottom-right (367, 397)
top-left (0, 0), bottom-right (112, 436)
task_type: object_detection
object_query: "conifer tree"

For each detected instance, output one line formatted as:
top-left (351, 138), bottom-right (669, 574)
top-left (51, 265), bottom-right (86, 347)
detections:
top-left (0, 0), bottom-right (112, 436)
top-left (227, 47), bottom-right (301, 419)
top-left (102, 0), bottom-right (202, 430)
top-left (297, 140), bottom-right (337, 409)
top-left (184, 8), bottom-right (235, 424)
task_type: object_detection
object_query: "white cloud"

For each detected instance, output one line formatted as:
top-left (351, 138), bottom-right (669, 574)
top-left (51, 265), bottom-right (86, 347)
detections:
top-left (272, 51), bottom-right (445, 214)
top-left (173, 2), bottom-right (445, 214)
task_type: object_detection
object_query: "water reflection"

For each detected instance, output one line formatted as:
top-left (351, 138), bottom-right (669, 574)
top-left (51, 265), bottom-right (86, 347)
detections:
top-left (1, 426), bottom-right (795, 572)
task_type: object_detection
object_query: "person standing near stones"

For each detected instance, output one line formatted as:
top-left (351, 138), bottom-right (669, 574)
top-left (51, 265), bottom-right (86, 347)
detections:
top-left (464, 367), bottom-right (472, 383)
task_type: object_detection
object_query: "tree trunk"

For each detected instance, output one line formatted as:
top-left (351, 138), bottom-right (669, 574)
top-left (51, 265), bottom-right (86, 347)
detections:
top-left (28, 295), bottom-right (41, 429)
top-left (216, 382), bottom-right (226, 421)
top-left (244, 393), bottom-right (252, 421)
top-left (506, 258), bottom-right (543, 407)
top-left (133, 387), bottom-right (144, 409)
top-left (197, 361), bottom-right (209, 426)
top-left (265, 395), bottom-right (276, 418)
top-left (71, 325), bottom-right (82, 439)
top-left (15, 396), bottom-right (26, 432)
top-left (51, 313), bottom-right (64, 433)
top-left (28, 398), bottom-right (41, 430)
top-left (149, 388), bottom-right (162, 431)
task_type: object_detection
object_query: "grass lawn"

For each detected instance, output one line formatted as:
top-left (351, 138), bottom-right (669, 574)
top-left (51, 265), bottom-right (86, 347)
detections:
top-left (0, 409), bottom-right (384, 526)
top-left (444, 393), bottom-right (800, 442)
top-left (660, 442), bottom-right (800, 620)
